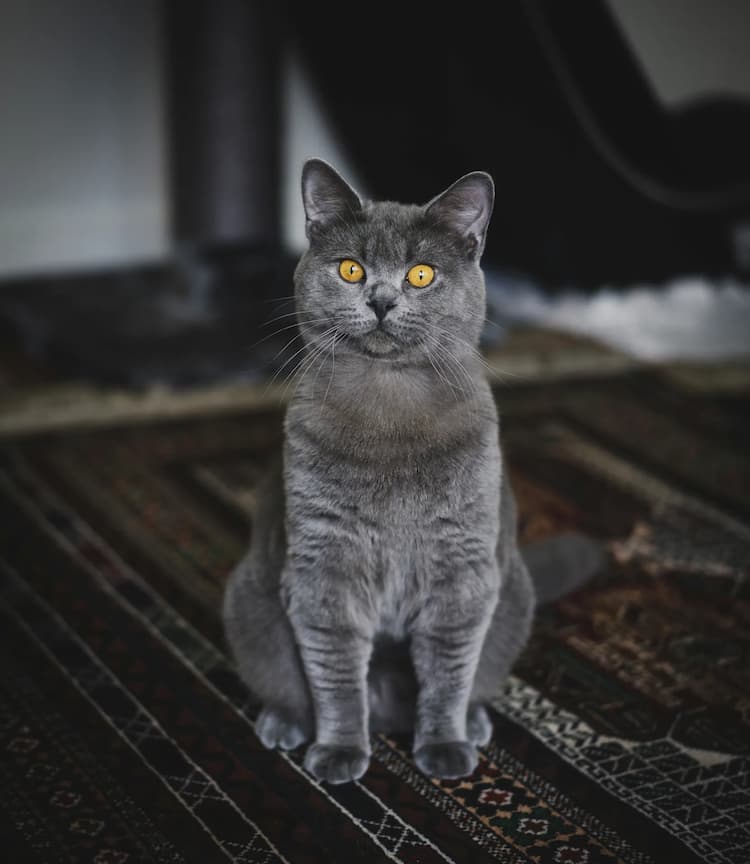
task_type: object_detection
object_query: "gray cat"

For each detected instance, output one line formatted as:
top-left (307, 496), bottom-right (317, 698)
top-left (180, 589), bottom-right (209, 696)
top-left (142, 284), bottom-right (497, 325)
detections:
top-left (223, 159), bottom-right (600, 784)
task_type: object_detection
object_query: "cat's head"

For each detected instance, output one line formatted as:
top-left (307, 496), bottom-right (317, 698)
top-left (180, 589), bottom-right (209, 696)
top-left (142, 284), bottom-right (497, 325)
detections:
top-left (294, 159), bottom-right (494, 365)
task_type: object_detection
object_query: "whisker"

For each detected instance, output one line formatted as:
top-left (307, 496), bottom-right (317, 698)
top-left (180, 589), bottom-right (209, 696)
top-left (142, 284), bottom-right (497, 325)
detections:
top-left (416, 324), bottom-right (485, 422)
top-left (261, 310), bottom-right (303, 327)
top-left (280, 348), bottom-right (321, 401)
top-left (418, 324), bottom-right (476, 385)
top-left (284, 332), bottom-right (338, 401)
top-left (422, 333), bottom-right (464, 396)
top-left (250, 316), bottom-right (333, 354)
top-left (276, 315), bottom-right (349, 401)
top-left (261, 307), bottom-right (323, 328)
top-left (309, 330), bottom-right (337, 395)
top-left (261, 294), bottom-right (298, 304)
top-left (263, 325), bottom-right (339, 394)
top-left (279, 345), bottom-right (328, 402)
top-left (321, 331), bottom-right (342, 410)
top-left (426, 321), bottom-right (523, 385)
top-left (258, 296), bottom-right (298, 324)
top-left (432, 340), bottom-right (475, 402)
top-left (267, 331), bottom-right (307, 365)
top-left (426, 347), bottom-right (462, 397)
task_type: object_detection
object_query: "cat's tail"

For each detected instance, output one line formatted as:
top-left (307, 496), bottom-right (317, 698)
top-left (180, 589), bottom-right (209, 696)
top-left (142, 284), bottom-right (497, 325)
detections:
top-left (521, 532), bottom-right (605, 604)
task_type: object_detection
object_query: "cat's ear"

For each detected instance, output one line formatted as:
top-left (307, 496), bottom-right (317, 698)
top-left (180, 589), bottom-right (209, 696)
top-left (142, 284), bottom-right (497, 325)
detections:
top-left (425, 172), bottom-right (495, 258)
top-left (301, 159), bottom-right (363, 239)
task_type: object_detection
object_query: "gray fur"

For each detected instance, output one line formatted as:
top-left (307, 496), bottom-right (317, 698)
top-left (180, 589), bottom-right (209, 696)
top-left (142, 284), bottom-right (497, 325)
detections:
top-left (223, 159), bottom-right (601, 784)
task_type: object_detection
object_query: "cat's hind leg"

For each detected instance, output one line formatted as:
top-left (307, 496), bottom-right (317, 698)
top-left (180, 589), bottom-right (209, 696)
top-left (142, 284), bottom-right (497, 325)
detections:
top-left (466, 704), bottom-right (493, 747)
top-left (223, 554), bottom-right (313, 750)
top-left (469, 551), bottom-right (535, 741)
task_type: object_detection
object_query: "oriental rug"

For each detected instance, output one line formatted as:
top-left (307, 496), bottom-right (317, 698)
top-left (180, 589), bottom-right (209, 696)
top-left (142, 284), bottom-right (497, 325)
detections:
top-left (0, 359), bottom-right (748, 863)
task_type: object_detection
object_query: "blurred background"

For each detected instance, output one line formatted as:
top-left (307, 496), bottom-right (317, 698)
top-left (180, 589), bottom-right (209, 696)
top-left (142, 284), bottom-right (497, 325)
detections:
top-left (1, 0), bottom-right (749, 389)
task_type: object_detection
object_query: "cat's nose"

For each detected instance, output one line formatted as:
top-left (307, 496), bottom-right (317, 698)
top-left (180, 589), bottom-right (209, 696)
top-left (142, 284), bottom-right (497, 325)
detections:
top-left (367, 297), bottom-right (397, 323)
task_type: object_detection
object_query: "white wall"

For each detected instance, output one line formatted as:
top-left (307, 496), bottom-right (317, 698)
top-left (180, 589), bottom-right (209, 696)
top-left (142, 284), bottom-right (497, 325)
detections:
top-left (0, 0), bottom-right (169, 277)
top-left (282, 51), bottom-right (363, 255)
top-left (606, 0), bottom-right (750, 106)
top-left (0, 0), bottom-right (747, 279)
top-left (0, 0), bottom-right (359, 278)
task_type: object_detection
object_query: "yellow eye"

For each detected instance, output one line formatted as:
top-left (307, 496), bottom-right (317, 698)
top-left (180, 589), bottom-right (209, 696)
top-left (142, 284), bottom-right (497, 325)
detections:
top-left (406, 264), bottom-right (435, 288)
top-left (339, 259), bottom-right (365, 283)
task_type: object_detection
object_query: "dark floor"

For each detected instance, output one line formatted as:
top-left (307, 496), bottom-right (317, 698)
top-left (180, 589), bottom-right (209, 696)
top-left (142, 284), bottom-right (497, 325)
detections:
top-left (0, 250), bottom-right (299, 391)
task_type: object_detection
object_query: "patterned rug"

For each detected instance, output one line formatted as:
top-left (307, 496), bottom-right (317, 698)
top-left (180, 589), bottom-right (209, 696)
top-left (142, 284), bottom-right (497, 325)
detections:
top-left (1, 356), bottom-right (749, 864)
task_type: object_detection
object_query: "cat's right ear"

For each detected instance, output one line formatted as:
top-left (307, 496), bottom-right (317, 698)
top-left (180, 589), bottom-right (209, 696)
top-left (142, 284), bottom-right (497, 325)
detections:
top-left (425, 172), bottom-right (495, 259)
top-left (301, 159), bottom-right (363, 239)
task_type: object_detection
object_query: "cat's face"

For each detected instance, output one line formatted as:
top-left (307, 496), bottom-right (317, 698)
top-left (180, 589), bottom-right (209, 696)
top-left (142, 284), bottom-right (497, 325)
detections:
top-left (294, 160), bottom-right (494, 366)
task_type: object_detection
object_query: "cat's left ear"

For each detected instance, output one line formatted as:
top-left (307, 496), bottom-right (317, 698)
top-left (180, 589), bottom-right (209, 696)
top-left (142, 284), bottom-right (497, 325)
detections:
top-left (301, 158), bottom-right (363, 239)
top-left (425, 172), bottom-right (495, 258)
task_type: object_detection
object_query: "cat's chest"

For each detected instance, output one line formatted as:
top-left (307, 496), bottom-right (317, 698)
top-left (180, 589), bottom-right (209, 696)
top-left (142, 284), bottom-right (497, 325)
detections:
top-left (286, 422), bottom-right (500, 529)
top-left (309, 449), bottom-right (468, 528)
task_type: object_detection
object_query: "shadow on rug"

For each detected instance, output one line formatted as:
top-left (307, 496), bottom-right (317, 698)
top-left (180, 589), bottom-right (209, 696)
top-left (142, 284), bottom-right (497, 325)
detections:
top-left (0, 363), bottom-right (748, 863)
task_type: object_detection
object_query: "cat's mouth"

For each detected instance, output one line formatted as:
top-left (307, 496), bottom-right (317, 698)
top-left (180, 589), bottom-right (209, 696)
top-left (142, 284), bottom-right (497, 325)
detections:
top-left (365, 328), bottom-right (398, 352)
top-left (345, 327), bottom-right (403, 358)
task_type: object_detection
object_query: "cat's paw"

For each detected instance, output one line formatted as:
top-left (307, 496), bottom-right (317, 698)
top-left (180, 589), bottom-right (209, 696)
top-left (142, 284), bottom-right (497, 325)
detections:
top-left (255, 706), bottom-right (311, 751)
top-left (467, 703), bottom-right (493, 747)
top-left (414, 741), bottom-right (478, 779)
top-left (304, 743), bottom-right (370, 784)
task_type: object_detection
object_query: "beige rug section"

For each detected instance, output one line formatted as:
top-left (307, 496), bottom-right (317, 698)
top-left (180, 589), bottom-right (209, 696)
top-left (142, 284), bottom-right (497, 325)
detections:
top-left (1, 325), bottom-right (746, 438)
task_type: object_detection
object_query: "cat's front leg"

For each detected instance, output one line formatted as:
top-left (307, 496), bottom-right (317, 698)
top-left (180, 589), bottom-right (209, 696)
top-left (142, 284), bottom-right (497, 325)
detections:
top-left (410, 571), bottom-right (497, 779)
top-left (285, 561), bottom-right (374, 784)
